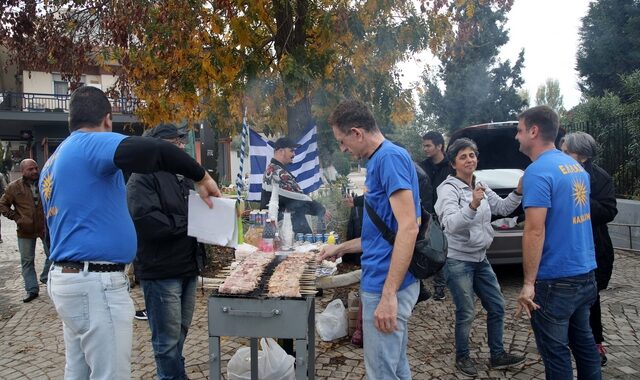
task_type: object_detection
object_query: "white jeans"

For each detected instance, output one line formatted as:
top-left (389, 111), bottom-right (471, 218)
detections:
top-left (48, 265), bottom-right (135, 380)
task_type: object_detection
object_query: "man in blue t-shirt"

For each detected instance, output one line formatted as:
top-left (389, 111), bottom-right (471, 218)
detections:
top-left (515, 105), bottom-right (601, 380)
top-left (40, 86), bottom-right (221, 379)
top-left (321, 100), bottom-right (420, 379)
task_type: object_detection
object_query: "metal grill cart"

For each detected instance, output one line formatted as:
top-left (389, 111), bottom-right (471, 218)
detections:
top-left (207, 255), bottom-right (317, 379)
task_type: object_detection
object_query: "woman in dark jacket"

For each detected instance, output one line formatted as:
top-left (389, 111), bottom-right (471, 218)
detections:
top-left (561, 132), bottom-right (618, 367)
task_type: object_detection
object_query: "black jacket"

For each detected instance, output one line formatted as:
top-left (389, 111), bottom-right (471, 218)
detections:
top-left (585, 161), bottom-right (618, 290)
top-left (420, 157), bottom-right (452, 207)
top-left (127, 171), bottom-right (200, 280)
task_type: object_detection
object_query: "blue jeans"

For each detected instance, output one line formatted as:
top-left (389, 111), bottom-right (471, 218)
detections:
top-left (141, 276), bottom-right (197, 380)
top-left (48, 264), bottom-right (135, 380)
top-left (444, 257), bottom-right (506, 359)
top-left (531, 271), bottom-right (601, 380)
top-left (17, 237), bottom-right (52, 294)
top-left (361, 281), bottom-right (419, 380)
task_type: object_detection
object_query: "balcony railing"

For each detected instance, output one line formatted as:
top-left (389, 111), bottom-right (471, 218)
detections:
top-left (0, 91), bottom-right (141, 115)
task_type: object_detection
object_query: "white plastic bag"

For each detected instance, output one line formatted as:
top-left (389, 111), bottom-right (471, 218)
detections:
top-left (227, 338), bottom-right (295, 380)
top-left (316, 299), bottom-right (348, 341)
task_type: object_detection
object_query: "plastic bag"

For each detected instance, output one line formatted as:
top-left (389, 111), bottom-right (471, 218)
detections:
top-left (227, 338), bottom-right (295, 380)
top-left (316, 299), bottom-right (348, 341)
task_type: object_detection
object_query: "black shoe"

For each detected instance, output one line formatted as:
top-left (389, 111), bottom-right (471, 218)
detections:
top-left (433, 287), bottom-right (445, 301)
top-left (455, 356), bottom-right (478, 377)
top-left (23, 293), bottom-right (39, 303)
top-left (40, 279), bottom-right (48, 285)
top-left (134, 309), bottom-right (148, 320)
top-left (416, 288), bottom-right (431, 304)
top-left (490, 352), bottom-right (526, 369)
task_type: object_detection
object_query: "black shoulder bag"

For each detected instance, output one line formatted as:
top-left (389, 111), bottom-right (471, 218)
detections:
top-left (364, 201), bottom-right (447, 279)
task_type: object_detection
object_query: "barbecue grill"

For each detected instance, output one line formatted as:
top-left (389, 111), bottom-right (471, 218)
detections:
top-left (208, 254), bottom-right (317, 380)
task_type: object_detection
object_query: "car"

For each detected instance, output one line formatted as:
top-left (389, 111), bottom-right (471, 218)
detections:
top-left (448, 121), bottom-right (565, 265)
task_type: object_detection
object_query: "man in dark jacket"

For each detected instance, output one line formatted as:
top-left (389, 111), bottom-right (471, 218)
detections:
top-left (420, 131), bottom-right (452, 301)
top-left (127, 124), bottom-right (202, 380)
top-left (0, 159), bottom-right (51, 302)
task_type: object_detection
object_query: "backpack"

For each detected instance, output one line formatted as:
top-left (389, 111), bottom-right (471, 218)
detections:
top-left (364, 200), bottom-right (448, 280)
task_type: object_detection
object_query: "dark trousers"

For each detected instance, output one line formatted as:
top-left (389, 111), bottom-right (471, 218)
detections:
top-left (589, 292), bottom-right (604, 344)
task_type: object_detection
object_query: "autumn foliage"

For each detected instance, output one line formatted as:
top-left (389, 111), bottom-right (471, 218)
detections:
top-left (1, 0), bottom-right (512, 137)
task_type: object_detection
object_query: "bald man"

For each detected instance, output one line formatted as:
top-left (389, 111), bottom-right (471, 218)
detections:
top-left (0, 159), bottom-right (51, 302)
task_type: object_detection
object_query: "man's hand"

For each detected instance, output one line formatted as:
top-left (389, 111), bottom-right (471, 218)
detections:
top-left (319, 244), bottom-right (341, 262)
top-left (374, 293), bottom-right (398, 333)
top-left (344, 196), bottom-right (354, 208)
top-left (196, 172), bottom-right (222, 208)
top-left (515, 283), bottom-right (540, 319)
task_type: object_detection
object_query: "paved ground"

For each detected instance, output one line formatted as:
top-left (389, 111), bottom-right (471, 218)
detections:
top-left (1, 216), bottom-right (639, 379)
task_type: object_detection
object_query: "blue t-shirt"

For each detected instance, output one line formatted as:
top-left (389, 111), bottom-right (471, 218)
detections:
top-left (361, 140), bottom-right (420, 293)
top-left (39, 131), bottom-right (137, 263)
top-left (522, 149), bottom-right (596, 280)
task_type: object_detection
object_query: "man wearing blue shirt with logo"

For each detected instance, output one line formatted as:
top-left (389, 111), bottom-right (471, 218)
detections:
top-left (321, 100), bottom-right (420, 379)
top-left (40, 86), bottom-right (221, 379)
top-left (515, 105), bottom-right (601, 379)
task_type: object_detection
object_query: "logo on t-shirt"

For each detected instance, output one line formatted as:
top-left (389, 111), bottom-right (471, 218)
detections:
top-left (571, 178), bottom-right (590, 224)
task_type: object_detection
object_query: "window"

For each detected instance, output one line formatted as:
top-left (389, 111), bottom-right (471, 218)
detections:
top-left (53, 81), bottom-right (69, 96)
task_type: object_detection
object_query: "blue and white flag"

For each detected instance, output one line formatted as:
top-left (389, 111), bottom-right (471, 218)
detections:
top-left (248, 124), bottom-right (322, 202)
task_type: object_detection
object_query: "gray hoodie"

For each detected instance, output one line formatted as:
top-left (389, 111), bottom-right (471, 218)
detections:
top-left (434, 175), bottom-right (522, 262)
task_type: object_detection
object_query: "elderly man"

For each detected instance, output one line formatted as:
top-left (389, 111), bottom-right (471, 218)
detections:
top-left (321, 100), bottom-right (420, 379)
top-left (0, 159), bottom-right (50, 303)
top-left (260, 137), bottom-right (326, 233)
top-left (40, 86), bottom-right (221, 379)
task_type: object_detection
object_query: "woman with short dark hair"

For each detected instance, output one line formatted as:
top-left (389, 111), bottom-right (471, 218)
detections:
top-left (435, 137), bottom-right (525, 377)
top-left (561, 131), bottom-right (618, 367)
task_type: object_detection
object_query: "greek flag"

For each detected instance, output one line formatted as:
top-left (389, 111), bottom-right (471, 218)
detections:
top-left (247, 124), bottom-right (322, 202)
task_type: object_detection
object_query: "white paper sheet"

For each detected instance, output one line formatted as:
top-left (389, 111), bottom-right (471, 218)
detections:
top-left (187, 191), bottom-right (238, 248)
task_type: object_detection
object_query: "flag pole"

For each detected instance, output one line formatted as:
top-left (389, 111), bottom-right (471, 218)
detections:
top-left (235, 107), bottom-right (248, 244)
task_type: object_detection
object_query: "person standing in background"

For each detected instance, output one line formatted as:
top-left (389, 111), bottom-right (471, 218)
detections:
top-left (0, 159), bottom-right (50, 302)
top-left (560, 131), bottom-right (618, 367)
top-left (420, 131), bottom-right (451, 301)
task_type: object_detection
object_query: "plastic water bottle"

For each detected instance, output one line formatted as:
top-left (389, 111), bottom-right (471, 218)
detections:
top-left (280, 211), bottom-right (294, 249)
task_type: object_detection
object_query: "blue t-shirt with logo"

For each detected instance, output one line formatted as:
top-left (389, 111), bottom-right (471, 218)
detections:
top-left (39, 131), bottom-right (137, 263)
top-left (361, 140), bottom-right (420, 293)
top-left (522, 149), bottom-right (596, 280)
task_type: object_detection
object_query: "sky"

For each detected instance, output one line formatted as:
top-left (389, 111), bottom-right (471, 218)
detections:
top-left (400, 0), bottom-right (593, 110)
top-left (499, 0), bottom-right (592, 109)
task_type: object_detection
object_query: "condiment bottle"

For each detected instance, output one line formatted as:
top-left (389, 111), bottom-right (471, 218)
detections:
top-left (327, 231), bottom-right (336, 245)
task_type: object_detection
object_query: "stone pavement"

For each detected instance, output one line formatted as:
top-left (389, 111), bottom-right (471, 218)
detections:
top-left (0, 216), bottom-right (639, 379)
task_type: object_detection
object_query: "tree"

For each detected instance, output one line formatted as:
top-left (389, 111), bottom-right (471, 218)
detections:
top-left (576, 0), bottom-right (640, 98)
top-left (1, 0), bottom-right (509, 140)
top-left (535, 78), bottom-right (565, 114)
top-left (417, 0), bottom-right (526, 132)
